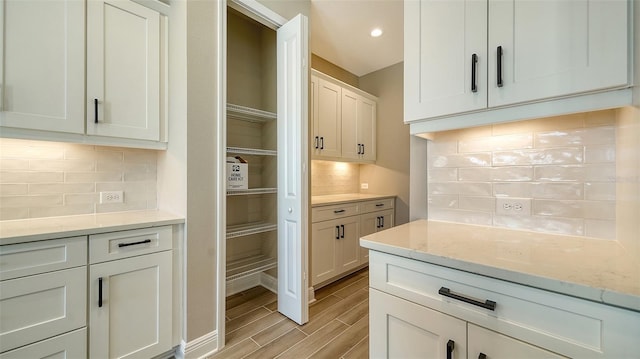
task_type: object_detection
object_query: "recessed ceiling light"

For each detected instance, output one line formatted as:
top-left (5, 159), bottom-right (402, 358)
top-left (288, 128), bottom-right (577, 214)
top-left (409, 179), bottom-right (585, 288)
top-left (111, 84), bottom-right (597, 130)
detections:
top-left (370, 28), bottom-right (383, 37)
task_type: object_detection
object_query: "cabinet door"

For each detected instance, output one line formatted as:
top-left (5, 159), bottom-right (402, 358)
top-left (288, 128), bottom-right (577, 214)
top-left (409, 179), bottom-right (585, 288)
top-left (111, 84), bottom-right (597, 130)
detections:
top-left (488, 0), bottom-right (628, 107)
top-left (87, 0), bottom-right (161, 141)
top-left (313, 78), bottom-right (342, 158)
top-left (359, 212), bottom-right (379, 265)
top-left (337, 217), bottom-right (360, 273)
top-left (311, 219), bottom-right (340, 285)
top-left (89, 251), bottom-right (172, 359)
top-left (404, 0), bottom-right (487, 121)
top-left (357, 96), bottom-right (376, 162)
top-left (468, 324), bottom-right (567, 359)
top-left (370, 288), bottom-right (467, 359)
top-left (0, 0), bottom-right (84, 133)
top-left (341, 89), bottom-right (359, 160)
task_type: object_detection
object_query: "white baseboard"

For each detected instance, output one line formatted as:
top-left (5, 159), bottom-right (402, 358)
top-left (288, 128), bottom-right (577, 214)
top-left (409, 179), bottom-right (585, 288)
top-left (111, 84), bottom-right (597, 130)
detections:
top-left (226, 273), bottom-right (261, 296)
top-left (184, 331), bottom-right (219, 359)
top-left (260, 272), bottom-right (277, 293)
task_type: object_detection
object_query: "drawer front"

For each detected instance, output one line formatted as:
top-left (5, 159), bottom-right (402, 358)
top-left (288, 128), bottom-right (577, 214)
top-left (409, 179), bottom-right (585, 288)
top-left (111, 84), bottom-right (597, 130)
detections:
top-left (0, 236), bottom-right (87, 281)
top-left (361, 198), bottom-right (394, 214)
top-left (89, 225), bottom-right (172, 264)
top-left (0, 328), bottom-right (86, 358)
top-left (312, 203), bottom-right (359, 223)
top-left (369, 251), bottom-right (640, 358)
top-left (0, 267), bottom-right (86, 353)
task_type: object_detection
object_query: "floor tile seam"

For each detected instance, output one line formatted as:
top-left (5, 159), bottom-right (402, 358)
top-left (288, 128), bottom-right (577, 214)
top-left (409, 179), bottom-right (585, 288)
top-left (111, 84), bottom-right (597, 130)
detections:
top-left (303, 322), bottom-right (353, 359)
top-left (225, 309), bottom-right (273, 334)
top-left (275, 319), bottom-right (348, 359)
top-left (333, 285), bottom-right (370, 300)
top-left (340, 335), bottom-right (368, 359)
top-left (226, 313), bottom-right (287, 338)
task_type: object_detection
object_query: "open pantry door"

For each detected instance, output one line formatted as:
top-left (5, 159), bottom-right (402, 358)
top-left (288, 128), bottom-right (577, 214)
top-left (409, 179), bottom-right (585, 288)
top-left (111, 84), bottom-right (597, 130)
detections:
top-left (277, 13), bottom-right (309, 325)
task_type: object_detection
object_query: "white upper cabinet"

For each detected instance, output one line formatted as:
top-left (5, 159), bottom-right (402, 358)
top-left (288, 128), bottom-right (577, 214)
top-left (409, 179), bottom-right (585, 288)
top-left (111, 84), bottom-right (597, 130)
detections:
top-left (87, 0), bottom-right (161, 141)
top-left (488, 0), bottom-right (629, 107)
top-left (0, 0), bottom-right (85, 134)
top-left (0, 0), bottom-right (167, 148)
top-left (404, 0), bottom-right (487, 120)
top-left (312, 70), bottom-right (377, 162)
top-left (312, 76), bottom-right (342, 158)
top-left (405, 0), bottom-right (631, 131)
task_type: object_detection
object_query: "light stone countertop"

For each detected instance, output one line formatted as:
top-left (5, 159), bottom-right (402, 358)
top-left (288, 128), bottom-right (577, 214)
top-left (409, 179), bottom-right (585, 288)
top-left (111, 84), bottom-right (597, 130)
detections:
top-left (311, 193), bottom-right (395, 207)
top-left (360, 219), bottom-right (640, 312)
top-left (0, 210), bottom-right (185, 245)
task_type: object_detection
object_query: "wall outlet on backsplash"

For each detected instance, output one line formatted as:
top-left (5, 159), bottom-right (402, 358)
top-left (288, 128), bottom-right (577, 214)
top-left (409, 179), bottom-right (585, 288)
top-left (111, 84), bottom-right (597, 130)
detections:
top-left (361, 183), bottom-right (369, 189)
top-left (100, 191), bottom-right (124, 204)
top-left (496, 198), bottom-right (531, 216)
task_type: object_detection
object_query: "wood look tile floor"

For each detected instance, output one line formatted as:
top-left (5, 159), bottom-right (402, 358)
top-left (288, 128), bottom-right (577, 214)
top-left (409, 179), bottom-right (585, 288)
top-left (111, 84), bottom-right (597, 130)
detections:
top-left (208, 269), bottom-right (369, 359)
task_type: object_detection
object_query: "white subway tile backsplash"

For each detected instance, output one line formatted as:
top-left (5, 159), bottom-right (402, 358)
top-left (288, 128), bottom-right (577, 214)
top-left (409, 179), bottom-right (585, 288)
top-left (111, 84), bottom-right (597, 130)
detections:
top-left (428, 195), bottom-right (458, 209)
top-left (427, 113), bottom-right (616, 239)
top-left (0, 138), bottom-right (158, 220)
top-left (493, 148), bottom-right (583, 166)
top-left (430, 153), bottom-right (491, 168)
top-left (458, 196), bottom-right (495, 212)
top-left (584, 145), bottom-right (616, 163)
top-left (427, 168), bottom-right (458, 182)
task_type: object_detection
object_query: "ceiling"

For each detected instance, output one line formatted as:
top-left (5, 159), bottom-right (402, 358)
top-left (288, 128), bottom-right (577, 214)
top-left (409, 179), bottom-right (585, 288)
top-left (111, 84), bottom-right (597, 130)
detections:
top-left (310, 0), bottom-right (403, 77)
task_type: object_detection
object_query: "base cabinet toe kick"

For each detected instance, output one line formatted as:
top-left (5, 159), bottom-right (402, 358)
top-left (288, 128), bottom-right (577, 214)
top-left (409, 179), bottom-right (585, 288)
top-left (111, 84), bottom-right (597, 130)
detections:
top-left (368, 251), bottom-right (640, 358)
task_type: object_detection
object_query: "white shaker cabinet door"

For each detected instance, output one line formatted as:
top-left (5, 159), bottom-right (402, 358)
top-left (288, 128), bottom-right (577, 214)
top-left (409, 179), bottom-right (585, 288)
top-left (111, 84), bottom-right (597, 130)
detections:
top-left (357, 95), bottom-right (376, 162)
top-left (0, 0), bottom-right (85, 133)
top-left (86, 0), bottom-right (161, 141)
top-left (89, 251), bottom-right (172, 359)
top-left (341, 88), bottom-right (359, 160)
top-left (370, 288), bottom-right (467, 359)
top-left (404, 0), bottom-right (487, 121)
top-left (488, 0), bottom-right (629, 107)
top-left (312, 77), bottom-right (342, 158)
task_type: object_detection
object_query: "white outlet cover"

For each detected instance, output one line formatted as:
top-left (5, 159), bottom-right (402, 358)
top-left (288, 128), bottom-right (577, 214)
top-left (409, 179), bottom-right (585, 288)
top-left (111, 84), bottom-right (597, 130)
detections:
top-left (361, 183), bottom-right (369, 189)
top-left (496, 198), bottom-right (531, 216)
top-left (100, 191), bottom-right (124, 204)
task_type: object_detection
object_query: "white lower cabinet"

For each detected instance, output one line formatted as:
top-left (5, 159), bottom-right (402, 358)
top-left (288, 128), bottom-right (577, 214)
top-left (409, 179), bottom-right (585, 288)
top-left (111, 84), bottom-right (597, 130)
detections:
top-left (311, 197), bottom-right (394, 287)
top-left (89, 226), bottom-right (173, 359)
top-left (369, 250), bottom-right (640, 358)
top-left (89, 251), bottom-right (172, 358)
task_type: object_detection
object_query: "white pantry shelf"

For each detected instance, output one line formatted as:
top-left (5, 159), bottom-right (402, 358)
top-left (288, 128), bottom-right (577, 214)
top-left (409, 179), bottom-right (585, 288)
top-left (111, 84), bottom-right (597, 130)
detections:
top-left (227, 221), bottom-right (277, 239)
top-left (226, 254), bottom-right (277, 281)
top-left (227, 103), bottom-right (277, 123)
top-left (227, 147), bottom-right (277, 156)
top-left (227, 188), bottom-right (277, 196)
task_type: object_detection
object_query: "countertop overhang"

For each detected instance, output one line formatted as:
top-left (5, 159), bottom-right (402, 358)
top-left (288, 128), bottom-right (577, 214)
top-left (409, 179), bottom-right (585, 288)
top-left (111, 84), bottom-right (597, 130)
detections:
top-left (360, 219), bottom-right (640, 312)
top-left (311, 193), bottom-right (395, 207)
top-left (0, 210), bottom-right (185, 245)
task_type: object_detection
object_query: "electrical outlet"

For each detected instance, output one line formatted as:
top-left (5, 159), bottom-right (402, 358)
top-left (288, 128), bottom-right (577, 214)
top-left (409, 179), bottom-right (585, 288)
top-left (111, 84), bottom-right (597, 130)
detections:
top-left (100, 191), bottom-right (124, 204)
top-left (496, 198), bottom-right (531, 216)
top-left (361, 183), bottom-right (369, 189)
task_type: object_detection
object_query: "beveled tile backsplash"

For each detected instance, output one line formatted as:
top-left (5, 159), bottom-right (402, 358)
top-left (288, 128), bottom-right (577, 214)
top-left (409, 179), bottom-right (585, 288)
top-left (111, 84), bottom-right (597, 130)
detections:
top-left (0, 139), bottom-right (157, 220)
top-left (427, 109), bottom-right (617, 239)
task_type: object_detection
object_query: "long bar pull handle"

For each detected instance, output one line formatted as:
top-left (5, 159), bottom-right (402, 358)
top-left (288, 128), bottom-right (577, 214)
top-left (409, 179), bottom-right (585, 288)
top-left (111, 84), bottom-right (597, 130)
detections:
top-left (334, 209), bottom-right (345, 214)
top-left (335, 226), bottom-right (340, 239)
top-left (362, 144), bottom-right (365, 155)
top-left (375, 203), bottom-right (385, 207)
top-left (320, 137), bottom-right (324, 150)
top-left (439, 287), bottom-right (497, 311)
top-left (381, 216), bottom-right (385, 228)
top-left (94, 99), bottom-right (99, 123)
top-left (340, 224), bottom-right (345, 238)
top-left (314, 136), bottom-right (319, 149)
top-left (98, 277), bottom-right (103, 308)
top-left (497, 46), bottom-right (503, 87)
top-left (471, 53), bottom-right (478, 93)
top-left (478, 353), bottom-right (487, 359)
top-left (118, 239), bottom-right (152, 248)
top-left (446, 340), bottom-right (455, 359)
top-left (376, 216), bottom-right (381, 228)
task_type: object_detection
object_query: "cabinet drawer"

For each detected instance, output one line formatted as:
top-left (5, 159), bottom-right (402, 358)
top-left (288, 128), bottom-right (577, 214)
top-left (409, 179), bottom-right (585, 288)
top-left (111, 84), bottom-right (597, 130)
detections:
top-left (361, 198), bottom-right (394, 214)
top-left (0, 236), bottom-right (87, 281)
top-left (0, 267), bottom-right (86, 353)
top-left (0, 328), bottom-right (86, 359)
top-left (89, 225), bottom-right (172, 264)
top-left (369, 251), bottom-right (640, 358)
top-left (312, 203), bottom-right (359, 223)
